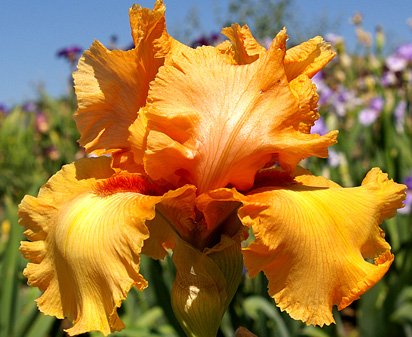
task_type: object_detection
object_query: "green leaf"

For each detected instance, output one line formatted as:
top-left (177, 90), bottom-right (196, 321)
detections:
top-left (0, 196), bottom-right (22, 337)
top-left (243, 296), bottom-right (290, 337)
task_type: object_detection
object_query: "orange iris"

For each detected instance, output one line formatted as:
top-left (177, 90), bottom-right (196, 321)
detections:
top-left (18, 1), bottom-right (406, 336)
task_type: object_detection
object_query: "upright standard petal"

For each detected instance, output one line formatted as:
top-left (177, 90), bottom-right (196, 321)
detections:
top-left (19, 157), bottom-right (164, 335)
top-left (218, 24), bottom-right (265, 65)
top-left (74, 0), bottom-right (170, 164)
top-left (284, 36), bottom-right (336, 81)
top-left (144, 29), bottom-right (337, 193)
top-left (240, 168), bottom-right (406, 326)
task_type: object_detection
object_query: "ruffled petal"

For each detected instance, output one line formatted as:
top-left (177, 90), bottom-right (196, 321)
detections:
top-left (74, 44), bottom-right (143, 155)
top-left (218, 24), bottom-right (265, 64)
top-left (18, 157), bottom-right (173, 335)
top-left (74, 0), bottom-right (171, 165)
top-left (285, 36), bottom-right (336, 80)
top-left (240, 168), bottom-right (406, 326)
top-left (289, 74), bottom-right (320, 134)
top-left (145, 29), bottom-right (337, 193)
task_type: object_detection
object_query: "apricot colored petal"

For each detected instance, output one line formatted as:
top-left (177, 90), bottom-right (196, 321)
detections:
top-left (145, 29), bottom-right (336, 193)
top-left (218, 24), bottom-right (265, 64)
top-left (129, 0), bottom-right (167, 54)
top-left (74, 44), bottom-right (142, 154)
top-left (240, 169), bottom-right (406, 326)
top-left (18, 157), bottom-right (162, 335)
top-left (74, 0), bottom-right (171, 163)
top-left (285, 36), bottom-right (335, 80)
top-left (111, 149), bottom-right (145, 174)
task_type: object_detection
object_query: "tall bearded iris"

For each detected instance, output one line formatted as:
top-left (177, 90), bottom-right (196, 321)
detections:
top-left (18, 1), bottom-right (406, 336)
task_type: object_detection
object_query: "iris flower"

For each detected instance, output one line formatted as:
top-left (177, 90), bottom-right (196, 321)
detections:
top-left (18, 1), bottom-right (406, 336)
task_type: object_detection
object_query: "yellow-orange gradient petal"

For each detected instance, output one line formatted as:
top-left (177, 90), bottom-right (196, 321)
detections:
top-left (144, 29), bottom-right (337, 193)
top-left (285, 36), bottom-right (336, 81)
top-left (240, 168), bottom-right (406, 326)
top-left (18, 157), bottom-right (162, 335)
top-left (74, 0), bottom-right (171, 165)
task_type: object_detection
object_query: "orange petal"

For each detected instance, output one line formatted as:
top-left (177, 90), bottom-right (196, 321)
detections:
top-left (240, 168), bottom-right (406, 326)
top-left (18, 157), bottom-right (163, 335)
top-left (285, 36), bottom-right (336, 81)
top-left (289, 74), bottom-right (320, 133)
top-left (143, 184), bottom-right (197, 259)
top-left (74, 0), bottom-right (171, 165)
top-left (145, 29), bottom-right (336, 193)
top-left (74, 44), bottom-right (142, 155)
top-left (218, 24), bottom-right (265, 64)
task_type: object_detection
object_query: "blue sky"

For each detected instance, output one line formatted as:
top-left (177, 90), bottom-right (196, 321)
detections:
top-left (1, 0), bottom-right (411, 106)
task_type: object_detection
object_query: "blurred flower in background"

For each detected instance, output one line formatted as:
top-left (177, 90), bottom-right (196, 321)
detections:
top-left (190, 32), bottom-right (222, 47)
top-left (56, 45), bottom-right (83, 69)
top-left (0, 103), bottom-right (9, 116)
top-left (359, 96), bottom-right (384, 126)
top-left (399, 174), bottom-right (412, 214)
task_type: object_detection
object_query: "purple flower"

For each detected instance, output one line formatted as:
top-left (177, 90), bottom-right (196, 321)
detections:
top-left (395, 100), bottom-right (407, 129)
top-left (386, 54), bottom-right (407, 72)
top-left (0, 103), bottom-right (9, 115)
top-left (325, 33), bottom-right (343, 46)
top-left (381, 71), bottom-right (397, 86)
top-left (399, 192), bottom-right (412, 214)
top-left (311, 117), bottom-right (328, 135)
top-left (369, 97), bottom-right (384, 111)
top-left (329, 87), bottom-right (360, 117)
top-left (313, 72), bottom-right (333, 106)
top-left (396, 43), bottom-right (412, 61)
top-left (359, 108), bottom-right (379, 126)
top-left (405, 175), bottom-right (412, 190)
top-left (191, 33), bottom-right (221, 48)
top-left (57, 45), bottom-right (83, 65)
top-left (328, 149), bottom-right (341, 167)
top-left (22, 101), bottom-right (38, 113)
top-left (57, 45), bottom-right (82, 58)
top-left (359, 96), bottom-right (384, 126)
top-left (399, 173), bottom-right (412, 214)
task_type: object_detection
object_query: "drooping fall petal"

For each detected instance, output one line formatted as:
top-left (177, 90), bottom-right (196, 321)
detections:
top-left (240, 168), bottom-right (405, 326)
top-left (144, 29), bottom-right (337, 193)
top-left (18, 157), bottom-right (190, 335)
top-left (74, 0), bottom-right (171, 165)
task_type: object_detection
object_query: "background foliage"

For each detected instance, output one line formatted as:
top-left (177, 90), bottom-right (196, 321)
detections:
top-left (1, 2), bottom-right (411, 337)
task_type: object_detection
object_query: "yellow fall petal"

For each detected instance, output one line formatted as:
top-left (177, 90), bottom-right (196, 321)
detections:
top-left (18, 157), bottom-right (165, 335)
top-left (284, 36), bottom-right (336, 80)
top-left (145, 29), bottom-right (337, 193)
top-left (240, 168), bottom-right (405, 326)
